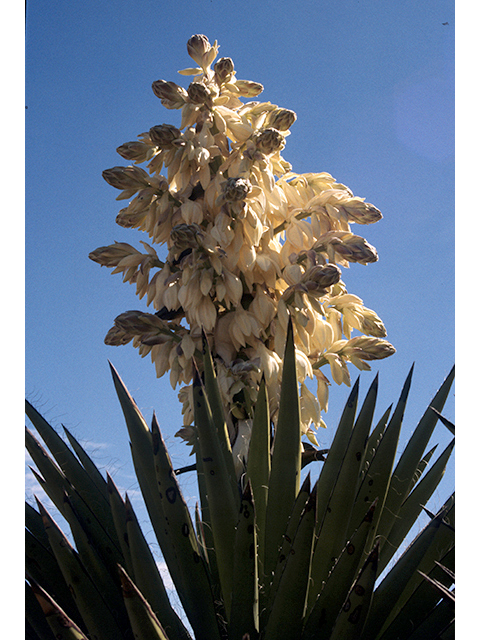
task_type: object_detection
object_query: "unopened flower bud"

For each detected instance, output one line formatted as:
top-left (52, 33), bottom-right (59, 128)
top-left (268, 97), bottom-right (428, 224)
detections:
top-left (223, 177), bottom-right (253, 202)
top-left (113, 310), bottom-right (169, 336)
top-left (149, 124), bottom-right (182, 148)
top-left (231, 359), bottom-right (261, 375)
top-left (187, 34), bottom-right (212, 66)
top-left (116, 141), bottom-right (155, 163)
top-left (360, 313), bottom-right (387, 338)
top-left (171, 223), bottom-right (203, 249)
top-left (140, 333), bottom-right (173, 346)
top-left (89, 242), bottom-right (139, 267)
top-left (104, 325), bottom-right (133, 346)
top-left (344, 336), bottom-right (396, 361)
top-left (234, 80), bottom-right (264, 97)
top-left (313, 231), bottom-right (378, 266)
top-left (102, 166), bottom-right (150, 191)
top-left (255, 128), bottom-right (285, 155)
top-left (266, 108), bottom-right (297, 131)
top-left (338, 200), bottom-right (382, 225)
top-left (303, 263), bottom-right (341, 289)
top-left (152, 80), bottom-right (188, 109)
top-left (214, 57), bottom-right (235, 85)
top-left (332, 234), bottom-right (378, 265)
top-left (187, 82), bottom-right (213, 107)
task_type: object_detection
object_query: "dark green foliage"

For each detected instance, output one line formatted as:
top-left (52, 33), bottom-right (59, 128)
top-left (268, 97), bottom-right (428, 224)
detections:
top-left (25, 328), bottom-right (454, 638)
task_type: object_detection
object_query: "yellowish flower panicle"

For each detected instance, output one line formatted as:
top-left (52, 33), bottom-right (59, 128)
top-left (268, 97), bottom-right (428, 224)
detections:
top-left (91, 34), bottom-right (395, 461)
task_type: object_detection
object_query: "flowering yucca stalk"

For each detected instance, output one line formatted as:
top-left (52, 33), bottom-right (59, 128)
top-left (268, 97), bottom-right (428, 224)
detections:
top-left (90, 34), bottom-right (395, 465)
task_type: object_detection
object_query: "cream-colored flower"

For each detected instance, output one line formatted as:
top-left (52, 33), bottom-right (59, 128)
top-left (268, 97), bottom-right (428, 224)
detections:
top-left (250, 287), bottom-right (277, 327)
top-left (300, 382), bottom-right (324, 446)
top-left (246, 342), bottom-right (282, 384)
top-left (313, 369), bottom-right (331, 412)
top-left (324, 351), bottom-right (352, 386)
top-left (228, 307), bottom-right (262, 350)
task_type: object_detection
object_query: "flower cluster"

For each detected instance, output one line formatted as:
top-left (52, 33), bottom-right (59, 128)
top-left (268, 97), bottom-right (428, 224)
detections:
top-left (90, 35), bottom-right (394, 461)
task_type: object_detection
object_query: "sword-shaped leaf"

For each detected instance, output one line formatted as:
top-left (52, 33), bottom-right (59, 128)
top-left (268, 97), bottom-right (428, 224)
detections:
top-left (201, 330), bottom-right (240, 505)
top-left (264, 317), bottom-right (302, 583)
top-left (409, 444), bottom-right (438, 490)
top-left (348, 366), bottom-right (414, 547)
top-left (303, 499), bottom-right (378, 639)
top-left (329, 543), bottom-right (379, 640)
top-left (150, 412), bottom-right (217, 639)
top-left (26, 400), bottom-right (114, 536)
top-left (130, 424), bottom-right (220, 640)
top-left (36, 499), bottom-right (124, 640)
top-left (124, 493), bottom-right (192, 640)
top-left (194, 502), bottom-right (208, 563)
top-left (403, 597), bottom-right (455, 640)
top-left (26, 427), bottom-right (124, 571)
top-left (245, 377), bottom-right (270, 572)
top-left (25, 427), bottom-right (70, 519)
top-left (192, 363), bottom-right (237, 619)
top-left (194, 443), bottom-right (222, 599)
top-left (63, 425), bottom-right (110, 502)
top-left (110, 365), bottom-right (216, 636)
top-left (378, 438), bottom-right (455, 574)
top-left (368, 498), bottom-right (454, 639)
top-left (357, 404), bottom-right (392, 489)
top-left (315, 378), bottom-right (360, 537)
top-left (118, 565), bottom-right (171, 640)
top-left (25, 527), bottom-right (83, 629)
top-left (265, 475), bottom-right (311, 619)
top-left (430, 406), bottom-right (455, 435)
top-left (26, 501), bottom-right (50, 548)
top-left (378, 547), bottom-right (454, 640)
top-left (377, 366), bottom-right (454, 541)
top-left (109, 363), bottom-right (156, 492)
top-left (28, 579), bottom-right (89, 640)
top-left (309, 376), bottom-right (377, 596)
top-left (264, 486), bottom-right (317, 640)
top-left (25, 579), bottom-right (57, 640)
top-left (110, 374), bottom-right (222, 640)
top-left (60, 491), bottom-right (130, 630)
top-left (107, 474), bottom-right (135, 577)
top-left (228, 482), bottom-right (259, 640)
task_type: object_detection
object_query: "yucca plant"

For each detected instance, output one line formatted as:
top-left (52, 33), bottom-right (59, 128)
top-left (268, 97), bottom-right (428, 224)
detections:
top-left (26, 33), bottom-right (454, 640)
top-left (25, 320), bottom-right (454, 639)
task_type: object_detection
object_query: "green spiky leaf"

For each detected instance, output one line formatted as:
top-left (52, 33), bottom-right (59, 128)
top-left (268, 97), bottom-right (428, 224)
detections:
top-left (228, 482), bottom-right (259, 640)
top-left (28, 579), bottom-right (89, 640)
top-left (329, 543), bottom-right (379, 640)
top-left (36, 499), bottom-right (125, 640)
top-left (245, 377), bottom-right (271, 571)
top-left (118, 565), bottom-right (171, 640)
top-left (192, 363), bottom-right (237, 620)
top-left (378, 438), bottom-right (455, 574)
top-left (201, 329), bottom-right (240, 506)
top-left (264, 486), bottom-right (317, 640)
top-left (264, 317), bottom-right (302, 583)
top-left (303, 499), bottom-right (378, 639)
top-left (310, 376), bottom-right (377, 594)
top-left (379, 366), bottom-right (455, 538)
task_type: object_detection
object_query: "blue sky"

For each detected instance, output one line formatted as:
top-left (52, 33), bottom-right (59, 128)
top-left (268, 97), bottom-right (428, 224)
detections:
top-left (24, 0), bottom-right (455, 566)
